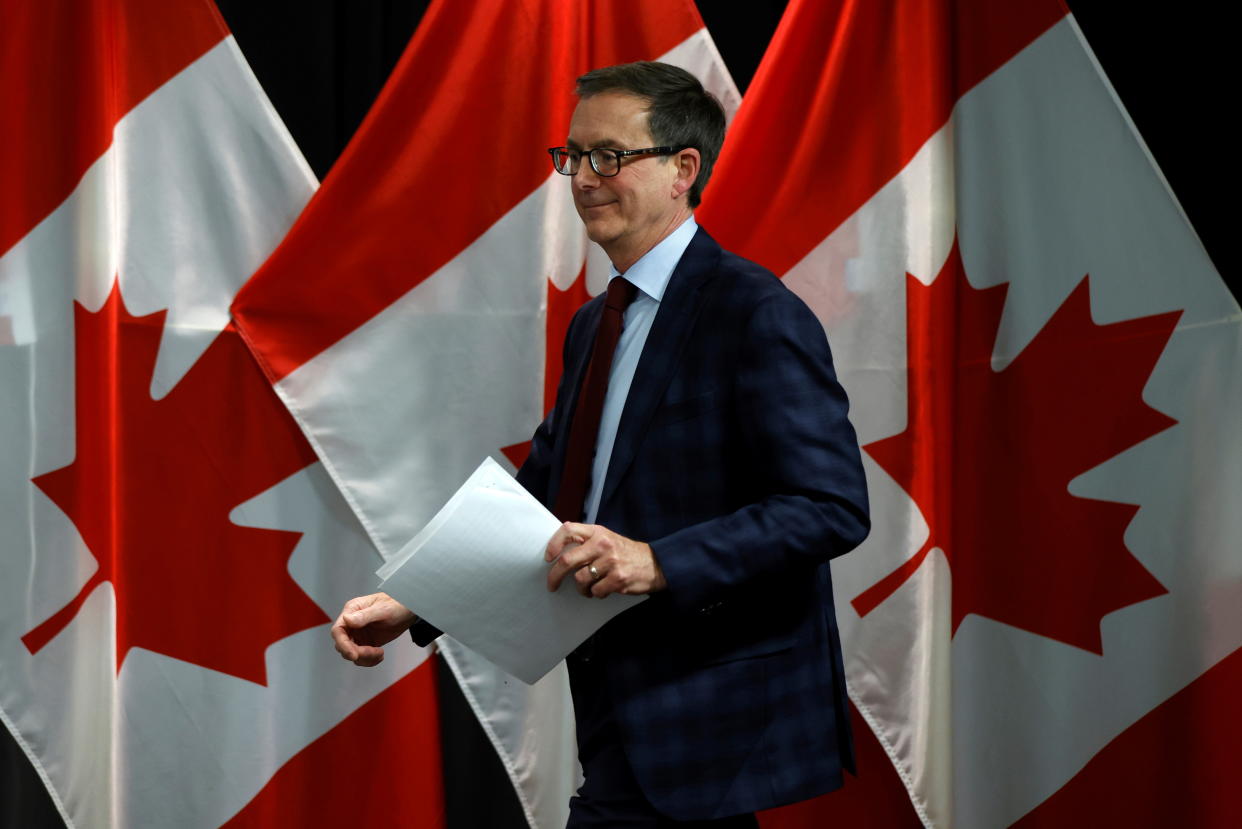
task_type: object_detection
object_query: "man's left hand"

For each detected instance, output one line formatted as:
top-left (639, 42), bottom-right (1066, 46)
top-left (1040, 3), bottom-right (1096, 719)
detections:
top-left (545, 522), bottom-right (667, 598)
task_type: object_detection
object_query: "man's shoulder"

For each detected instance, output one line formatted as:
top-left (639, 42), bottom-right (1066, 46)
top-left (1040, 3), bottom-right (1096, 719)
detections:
top-left (692, 227), bottom-right (802, 309)
top-left (715, 247), bottom-right (783, 293)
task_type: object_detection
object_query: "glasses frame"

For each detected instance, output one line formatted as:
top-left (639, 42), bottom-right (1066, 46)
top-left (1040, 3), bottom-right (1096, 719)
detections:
top-left (547, 145), bottom-right (689, 177)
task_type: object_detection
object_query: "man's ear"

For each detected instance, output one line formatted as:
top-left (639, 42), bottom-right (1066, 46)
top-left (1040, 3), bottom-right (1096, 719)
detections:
top-left (671, 148), bottom-right (701, 199)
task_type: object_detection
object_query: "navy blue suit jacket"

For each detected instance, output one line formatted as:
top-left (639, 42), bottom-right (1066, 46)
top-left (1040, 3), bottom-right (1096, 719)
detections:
top-left (516, 227), bottom-right (870, 820)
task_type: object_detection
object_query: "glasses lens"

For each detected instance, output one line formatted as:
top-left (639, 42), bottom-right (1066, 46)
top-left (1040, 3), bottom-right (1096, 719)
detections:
top-left (551, 148), bottom-right (577, 175)
top-left (589, 148), bottom-right (620, 177)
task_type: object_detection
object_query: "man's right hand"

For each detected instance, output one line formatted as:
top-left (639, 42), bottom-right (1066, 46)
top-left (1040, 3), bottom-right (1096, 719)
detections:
top-left (330, 591), bottom-right (416, 667)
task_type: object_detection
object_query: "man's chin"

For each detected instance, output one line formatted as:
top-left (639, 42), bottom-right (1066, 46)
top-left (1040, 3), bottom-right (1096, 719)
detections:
top-left (582, 219), bottom-right (618, 246)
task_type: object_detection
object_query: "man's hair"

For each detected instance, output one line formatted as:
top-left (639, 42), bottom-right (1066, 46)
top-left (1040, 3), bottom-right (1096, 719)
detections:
top-left (575, 61), bottom-right (726, 209)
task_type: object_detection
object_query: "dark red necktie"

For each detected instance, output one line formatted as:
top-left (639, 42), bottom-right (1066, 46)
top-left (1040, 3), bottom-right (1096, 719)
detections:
top-left (553, 276), bottom-right (638, 522)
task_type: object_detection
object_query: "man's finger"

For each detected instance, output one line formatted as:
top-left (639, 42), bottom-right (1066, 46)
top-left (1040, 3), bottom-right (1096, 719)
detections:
top-left (343, 597), bottom-right (399, 629)
top-left (545, 522), bottom-right (590, 561)
top-left (547, 538), bottom-right (595, 590)
top-left (544, 523), bottom-right (572, 561)
top-left (548, 552), bottom-right (589, 592)
top-left (547, 556), bottom-right (576, 591)
top-left (590, 571), bottom-right (620, 599)
top-left (352, 645), bottom-right (384, 667)
top-left (331, 619), bottom-right (359, 660)
top-left (574, 564), bottom-right (595, 589)
top-left (557, 538), bottom-right (594, 570)
top-left (343, 593), bottom-right (376, 613)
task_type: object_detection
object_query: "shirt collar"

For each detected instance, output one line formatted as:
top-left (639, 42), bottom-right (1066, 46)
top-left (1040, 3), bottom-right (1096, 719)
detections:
top-left (608, 216), bottom-right (697, 303)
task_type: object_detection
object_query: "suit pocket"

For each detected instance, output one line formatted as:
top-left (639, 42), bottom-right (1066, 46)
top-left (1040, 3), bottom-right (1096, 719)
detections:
top-left (697, 630), bottom-right (795, 666)
top-left (653, 389), bottom-right (722, 426)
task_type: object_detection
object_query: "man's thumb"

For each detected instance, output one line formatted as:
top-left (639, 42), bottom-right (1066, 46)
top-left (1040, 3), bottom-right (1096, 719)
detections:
top-left (344, 610), bottom-right (368, 627)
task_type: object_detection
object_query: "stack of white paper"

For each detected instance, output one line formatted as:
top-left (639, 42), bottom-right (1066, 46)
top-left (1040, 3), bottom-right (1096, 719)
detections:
top-left (378, 457), bottom-right (645, 684)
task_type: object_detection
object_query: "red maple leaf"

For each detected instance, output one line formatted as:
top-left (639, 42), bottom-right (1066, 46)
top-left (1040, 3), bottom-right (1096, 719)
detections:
top-left (502, 265), bottom-right (591, 468)
top-left (23, 281), bottom-right (327, 683)
top-left (853, 240), bottom-right (1180, 653)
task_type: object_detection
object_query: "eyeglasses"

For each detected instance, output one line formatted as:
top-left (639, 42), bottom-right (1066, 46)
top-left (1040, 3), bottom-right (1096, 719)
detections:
top-left (547, 145), bottom-right (688, 177)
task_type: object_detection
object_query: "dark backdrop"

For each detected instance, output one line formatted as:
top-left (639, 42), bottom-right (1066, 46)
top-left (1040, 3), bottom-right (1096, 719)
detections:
top-left (2, 3), bottom-right (1233, 828)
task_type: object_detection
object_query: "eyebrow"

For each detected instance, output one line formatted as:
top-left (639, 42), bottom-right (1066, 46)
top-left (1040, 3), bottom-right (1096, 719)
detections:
top-left (565, 138), bottom-right (622, 151)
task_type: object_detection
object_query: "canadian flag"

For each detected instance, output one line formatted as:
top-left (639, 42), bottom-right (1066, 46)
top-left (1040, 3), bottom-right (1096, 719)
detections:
top-left (0, 1), bottom-right (443, 826)
top-left (702, 0), bottom-right (1242, 826)
top-left (229, 0), bottom-right (739, 827)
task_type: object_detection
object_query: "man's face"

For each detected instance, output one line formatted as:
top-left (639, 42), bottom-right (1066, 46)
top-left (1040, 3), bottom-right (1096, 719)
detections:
top-left (565, 91), bottom-right (684, 265)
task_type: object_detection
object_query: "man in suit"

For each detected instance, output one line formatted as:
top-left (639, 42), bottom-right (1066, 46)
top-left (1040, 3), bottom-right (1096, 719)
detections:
top-left (332, 62), bottom-right (870, 826)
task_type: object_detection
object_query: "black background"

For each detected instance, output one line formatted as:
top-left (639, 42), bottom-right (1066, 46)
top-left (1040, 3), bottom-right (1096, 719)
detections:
top-left (1, 3), bottom-right (1233, 827)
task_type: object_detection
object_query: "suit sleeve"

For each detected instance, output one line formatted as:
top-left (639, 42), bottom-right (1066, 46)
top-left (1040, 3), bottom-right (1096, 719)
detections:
top-left (649, 290), bottom-right (870, 614)
top-left (515, 407), bottom-right (556, 506)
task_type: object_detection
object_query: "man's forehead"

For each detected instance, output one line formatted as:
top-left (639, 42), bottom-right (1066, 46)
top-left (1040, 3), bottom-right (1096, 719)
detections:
top-left (566, 91), bottom-right (652, 147)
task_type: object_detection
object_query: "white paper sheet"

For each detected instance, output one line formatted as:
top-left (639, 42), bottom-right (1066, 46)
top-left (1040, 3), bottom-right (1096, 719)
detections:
top-left (378, 457), bottom-right (645, 684)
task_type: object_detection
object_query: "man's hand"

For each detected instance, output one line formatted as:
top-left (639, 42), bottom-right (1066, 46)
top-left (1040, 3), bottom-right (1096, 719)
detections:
top-left (330, 591), bottom-right (416, 667)
top-left (545, 522), bottom-right (667, 598)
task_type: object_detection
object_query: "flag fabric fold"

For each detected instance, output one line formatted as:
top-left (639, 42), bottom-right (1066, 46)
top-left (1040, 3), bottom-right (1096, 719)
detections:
top-left (703, 0), bottom-right (1242, 826)
top-left (0, 1), bottom-right (444, 826)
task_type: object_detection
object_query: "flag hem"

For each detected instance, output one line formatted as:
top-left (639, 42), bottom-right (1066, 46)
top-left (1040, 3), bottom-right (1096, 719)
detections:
top-left (1063, 15), bottom-right (1216, 273)
top-left (228, 320), bottom-right (402, 565)
top-left (846, 680), bottom-right (934, 829)
top-left (221, 36), bottom-right (320, 193)
top-left (0, 701), bottom-right (74, 828)
top-left (438, 643), bottom-right (542, 829)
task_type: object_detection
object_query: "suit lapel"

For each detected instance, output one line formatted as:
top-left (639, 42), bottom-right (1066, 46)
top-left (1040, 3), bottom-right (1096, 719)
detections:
top-left (598, 229), bottom-right (721, 513)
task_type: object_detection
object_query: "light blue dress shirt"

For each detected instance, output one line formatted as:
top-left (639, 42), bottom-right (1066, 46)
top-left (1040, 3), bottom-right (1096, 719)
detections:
top-left (583, 216), bottom-right (698, 524)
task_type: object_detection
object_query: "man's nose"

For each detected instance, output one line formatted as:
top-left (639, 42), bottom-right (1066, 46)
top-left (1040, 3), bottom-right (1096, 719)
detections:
top-left (573, 161), bottom-right (600, 188)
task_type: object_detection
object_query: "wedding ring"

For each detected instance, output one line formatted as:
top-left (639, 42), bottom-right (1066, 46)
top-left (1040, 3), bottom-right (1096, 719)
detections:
top-left (588, 563), bottom-right (601, 580)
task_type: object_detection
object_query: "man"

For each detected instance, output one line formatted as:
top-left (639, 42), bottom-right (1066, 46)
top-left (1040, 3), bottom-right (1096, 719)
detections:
top-left (332, 62), bottom-right (870, 826)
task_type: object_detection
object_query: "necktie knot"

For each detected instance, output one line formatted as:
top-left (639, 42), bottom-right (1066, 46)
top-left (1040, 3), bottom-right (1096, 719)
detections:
top-left (605, 277), bottom-right (637, 312)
